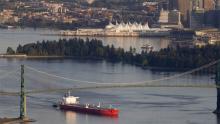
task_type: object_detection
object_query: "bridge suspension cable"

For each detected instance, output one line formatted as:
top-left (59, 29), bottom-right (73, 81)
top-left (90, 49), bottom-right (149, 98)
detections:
top-left (24, 59), bottom-right (220, 86)
top-left (25, 84), bottom-right (220, 95)
top-left (0, 59), bottom-right (219, 96)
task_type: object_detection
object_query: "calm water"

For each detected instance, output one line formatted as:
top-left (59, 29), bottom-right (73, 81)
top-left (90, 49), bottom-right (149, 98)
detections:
top-left (0, 28), bottom-right (170, 53)
top-left (0, 29), bottom-right (218, 124)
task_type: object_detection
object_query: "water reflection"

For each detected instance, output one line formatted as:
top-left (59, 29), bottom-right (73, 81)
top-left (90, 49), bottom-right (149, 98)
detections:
top-left (65, 111), bottom-right (77, 124)
top-left (64, 111), bottom-right (119, 124)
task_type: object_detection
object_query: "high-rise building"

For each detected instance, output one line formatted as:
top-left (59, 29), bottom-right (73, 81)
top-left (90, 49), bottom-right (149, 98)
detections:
top-left (216, 0), bottom-right (220, 10)
top-left (168, 10), bottom-right (181, 25)
top-left (158, 9), bottom-right (169, 23)
top-left (215, 0), bottom-right (220, 29)
top-left (204, 0), bottom-right (220, 29)
top-left (158, 9), bottom-right (183, 28)
top-left (169, 0), bottom-right (214, 11)
top-left (205, 10), bottom-right (216, 27)
top-left (169, 0), bottom-right (215, 27)
top-left (203, 0), bottom-right (215, 10)
top-left (190, 8), bottom-right (205, 29)
top-left (168, 0), bottom-right (178, 10)
top-left (168, 0), bottom-right (192, 26)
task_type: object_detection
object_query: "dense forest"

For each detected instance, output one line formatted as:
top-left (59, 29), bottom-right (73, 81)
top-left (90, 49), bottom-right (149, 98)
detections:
top-left (7, 38), bottom-right (220, 69)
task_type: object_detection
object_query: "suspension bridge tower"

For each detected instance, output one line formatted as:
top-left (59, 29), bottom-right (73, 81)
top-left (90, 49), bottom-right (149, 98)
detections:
top-left (20, 65), bottom-right (27, 120)
top-left (214, 62), bottom-right (220, 114)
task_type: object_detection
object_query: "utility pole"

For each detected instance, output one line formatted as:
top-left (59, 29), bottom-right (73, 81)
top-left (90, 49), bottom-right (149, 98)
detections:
top-left (20, 65), bottom-right (27, 120)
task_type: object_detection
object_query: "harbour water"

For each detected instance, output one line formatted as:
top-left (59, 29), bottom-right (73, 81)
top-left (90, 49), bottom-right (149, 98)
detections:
top-left (0, 28), bottom-right (218, 124)
top-left (0, 28), bottom-right (170, 53)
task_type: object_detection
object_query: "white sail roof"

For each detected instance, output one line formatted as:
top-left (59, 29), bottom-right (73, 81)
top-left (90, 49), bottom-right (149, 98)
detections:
top-left (105, 21), bottom-right (150, 31)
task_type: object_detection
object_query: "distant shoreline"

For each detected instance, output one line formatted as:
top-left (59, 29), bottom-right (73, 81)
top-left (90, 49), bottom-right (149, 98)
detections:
top-left (0, 54), bottom-right (102, 59)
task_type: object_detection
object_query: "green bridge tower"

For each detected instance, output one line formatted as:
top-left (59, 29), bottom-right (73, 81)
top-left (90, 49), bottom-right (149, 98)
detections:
top-left (214, 62), bottom-right (220, 114)
top-left (20, 65), bottom-right (27, 120)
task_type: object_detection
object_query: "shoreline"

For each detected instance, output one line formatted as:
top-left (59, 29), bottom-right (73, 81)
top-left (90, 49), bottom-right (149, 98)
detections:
top-left (0, 54), bottom-right (103, 59)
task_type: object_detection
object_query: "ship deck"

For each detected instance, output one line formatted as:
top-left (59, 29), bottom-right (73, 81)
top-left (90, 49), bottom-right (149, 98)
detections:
top-left (63, 103), bottom-right (117, 110)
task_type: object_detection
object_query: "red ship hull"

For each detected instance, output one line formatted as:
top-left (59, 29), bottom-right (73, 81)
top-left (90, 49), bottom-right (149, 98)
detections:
top-left (60, 104), bottom-right (119, 117)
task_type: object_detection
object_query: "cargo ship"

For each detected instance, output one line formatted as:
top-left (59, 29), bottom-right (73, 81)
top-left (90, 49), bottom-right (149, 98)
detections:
top-left (57, 92), bottom-right (119, 117)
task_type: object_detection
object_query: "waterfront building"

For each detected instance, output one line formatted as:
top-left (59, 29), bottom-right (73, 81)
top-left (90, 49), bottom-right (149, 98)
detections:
top-left (190, 8), bottom-right (205, 29)
top-left (105, 22), bottom-right (150, 33)
top-left (216, 0), bottom-right (220, 10)
top-left (159, 9), bottom-right (183, 28)
top-left (60, 21), bottom-right (171, 37)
